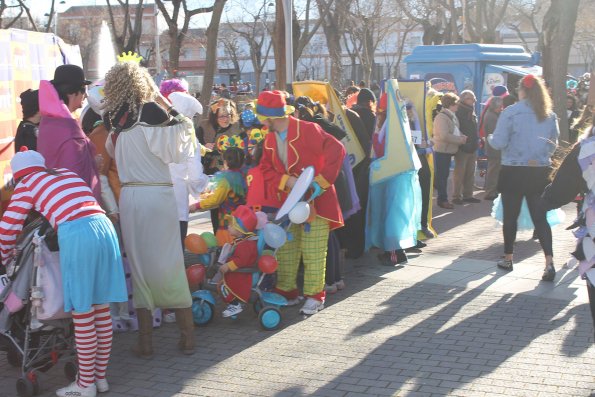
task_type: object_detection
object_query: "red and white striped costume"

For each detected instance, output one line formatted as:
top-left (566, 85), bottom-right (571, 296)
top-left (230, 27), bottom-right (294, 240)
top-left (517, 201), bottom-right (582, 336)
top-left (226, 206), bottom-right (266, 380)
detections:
top-left (0, 168), bottom-right (103, 265)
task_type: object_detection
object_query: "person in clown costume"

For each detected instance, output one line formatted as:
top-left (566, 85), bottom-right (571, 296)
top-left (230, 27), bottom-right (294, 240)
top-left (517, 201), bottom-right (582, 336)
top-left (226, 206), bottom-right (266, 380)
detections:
top-left (0, 149), bottom-right (127, 397)
top-left (256, 90), bottom-right (345, 315)
top-left (213, 205), bottom-right (259, 317)
top-left (159, 78), bottom-right (208, 246)
top-left (245, 128), bottom-right (283, 216)
top-left (189, 146), bottom-right (247, 238)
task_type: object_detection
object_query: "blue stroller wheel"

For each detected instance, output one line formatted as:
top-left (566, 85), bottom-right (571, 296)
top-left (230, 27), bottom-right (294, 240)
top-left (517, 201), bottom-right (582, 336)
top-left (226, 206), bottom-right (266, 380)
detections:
top-left (258, 307), bottom-right (281, 331)
top-left (192, 298), bottom-right (214, 326)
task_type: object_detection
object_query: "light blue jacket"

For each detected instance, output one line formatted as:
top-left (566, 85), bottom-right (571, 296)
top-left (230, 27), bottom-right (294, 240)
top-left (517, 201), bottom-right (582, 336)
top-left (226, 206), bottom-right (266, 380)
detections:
top-left (488, 100), bottom-right (559, 166)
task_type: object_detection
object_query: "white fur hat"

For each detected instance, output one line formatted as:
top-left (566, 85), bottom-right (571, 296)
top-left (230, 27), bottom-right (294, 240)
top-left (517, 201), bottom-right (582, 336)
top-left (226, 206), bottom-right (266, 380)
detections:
top-left (11, 147), bottom-right (46, 179)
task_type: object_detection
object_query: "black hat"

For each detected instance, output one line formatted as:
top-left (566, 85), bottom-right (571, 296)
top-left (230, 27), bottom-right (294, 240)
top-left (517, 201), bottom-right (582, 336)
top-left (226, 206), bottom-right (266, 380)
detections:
top-left (51, 64), bottom-right (91, 86)
top-left (357, 88), bottom-right (376, 104)
top-left (19, 89), bottom-right (39, 119)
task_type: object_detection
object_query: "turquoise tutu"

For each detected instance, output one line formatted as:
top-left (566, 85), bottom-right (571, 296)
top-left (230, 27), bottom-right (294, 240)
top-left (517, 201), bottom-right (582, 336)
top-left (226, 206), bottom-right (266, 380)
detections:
top-left (58, 214), bottom-right (128, 313)
top-left (366, 170), bottom-right (421, 251)
top-left (491, 194), bottom-right (566, 231)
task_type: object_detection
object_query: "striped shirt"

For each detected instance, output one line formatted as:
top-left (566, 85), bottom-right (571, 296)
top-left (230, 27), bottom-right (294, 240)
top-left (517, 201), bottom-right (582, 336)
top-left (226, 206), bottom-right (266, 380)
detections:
top-left (0, 168), bottom-right (104, 264)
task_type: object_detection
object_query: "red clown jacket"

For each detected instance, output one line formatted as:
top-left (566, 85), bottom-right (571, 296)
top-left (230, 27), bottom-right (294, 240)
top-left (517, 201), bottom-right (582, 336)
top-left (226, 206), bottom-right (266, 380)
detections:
top-left (260, 116), bottom-right (345, 230)
top-left (223, 237), bottom-right (259, 303)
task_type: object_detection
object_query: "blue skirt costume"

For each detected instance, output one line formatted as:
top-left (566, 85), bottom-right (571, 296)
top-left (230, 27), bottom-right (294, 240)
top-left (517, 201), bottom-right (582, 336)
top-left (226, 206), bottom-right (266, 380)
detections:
top-left (58, 214), bottom-right (128, 313)
top-left (366, 170), bottom-right (422, 252)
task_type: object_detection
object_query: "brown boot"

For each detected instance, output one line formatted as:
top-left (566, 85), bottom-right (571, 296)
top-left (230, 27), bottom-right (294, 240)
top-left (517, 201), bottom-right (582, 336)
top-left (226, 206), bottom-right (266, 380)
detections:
top-left (131, 308), bottom-right (153, 359)
top-left (175, 307), bottom-right (195, 355)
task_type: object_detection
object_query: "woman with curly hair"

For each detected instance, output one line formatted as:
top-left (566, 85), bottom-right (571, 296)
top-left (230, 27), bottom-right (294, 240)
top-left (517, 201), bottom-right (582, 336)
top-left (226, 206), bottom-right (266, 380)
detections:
top-left (102, 61), bottom-right (196, 357)
top-left (197, 98), bottom-right (242, 175)
top-left (489, 74), bottom-right (559, 280)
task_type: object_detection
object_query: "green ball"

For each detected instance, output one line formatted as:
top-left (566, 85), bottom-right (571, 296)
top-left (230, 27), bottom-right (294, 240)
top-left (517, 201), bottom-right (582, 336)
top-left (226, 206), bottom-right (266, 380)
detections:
top-left (201, 232), bottom-right (217, 248)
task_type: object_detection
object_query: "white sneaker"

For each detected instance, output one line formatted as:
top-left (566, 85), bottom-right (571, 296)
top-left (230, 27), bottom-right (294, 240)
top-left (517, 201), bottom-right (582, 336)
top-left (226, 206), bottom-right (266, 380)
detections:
top-left (286, 296), bottom-right (305, 306)
top-left (56, 381), bottom-right (97, 397)
top-left (222, 302), bottom-right (243, 318)
top-left (299, 298), bottom-right (324, 315)
top-left (163, 312), bottom-right (176, 323)
top-left (96, 379), bottom-right (109, 393)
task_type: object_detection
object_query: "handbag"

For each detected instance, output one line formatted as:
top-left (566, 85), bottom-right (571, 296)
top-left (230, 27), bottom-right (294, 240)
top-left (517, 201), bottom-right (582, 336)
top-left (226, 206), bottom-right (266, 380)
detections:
top-left (32, 232), bottom-right (70, 320)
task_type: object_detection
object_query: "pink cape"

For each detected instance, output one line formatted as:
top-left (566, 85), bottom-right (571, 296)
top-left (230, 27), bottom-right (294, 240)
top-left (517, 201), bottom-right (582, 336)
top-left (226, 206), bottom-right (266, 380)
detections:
top-left (37, 81), bottom-right (101, 202)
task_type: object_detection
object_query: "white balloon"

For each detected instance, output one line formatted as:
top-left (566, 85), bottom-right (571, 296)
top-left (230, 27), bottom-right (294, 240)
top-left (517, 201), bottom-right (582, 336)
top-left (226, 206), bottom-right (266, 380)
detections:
top-left (288, 201), bottom-right (310, 224)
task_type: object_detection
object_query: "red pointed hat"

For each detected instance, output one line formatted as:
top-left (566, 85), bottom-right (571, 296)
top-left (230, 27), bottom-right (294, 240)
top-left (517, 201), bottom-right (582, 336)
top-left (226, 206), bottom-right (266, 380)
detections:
top-left (231, 205), bottom-right (257, 234)
top-left (255, 90), bottom-right (295, 120)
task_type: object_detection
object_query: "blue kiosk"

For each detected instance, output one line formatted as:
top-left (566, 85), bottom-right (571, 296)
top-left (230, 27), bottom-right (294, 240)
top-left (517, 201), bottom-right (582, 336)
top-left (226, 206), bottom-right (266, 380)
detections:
top-left (404, 44), bottom-right (541, 111)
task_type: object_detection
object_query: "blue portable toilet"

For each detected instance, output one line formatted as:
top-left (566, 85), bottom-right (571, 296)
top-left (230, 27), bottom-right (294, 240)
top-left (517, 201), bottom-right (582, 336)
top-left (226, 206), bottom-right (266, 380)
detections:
top-left (404, 44), bottom-right (541, 111)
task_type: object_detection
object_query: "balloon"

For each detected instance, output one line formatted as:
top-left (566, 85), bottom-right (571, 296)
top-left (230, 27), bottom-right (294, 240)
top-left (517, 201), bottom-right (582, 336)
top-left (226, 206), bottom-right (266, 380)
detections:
top-left (185, 234), bottom-right (208, 254)
top-left (216, 229), bottom-right (234, 246)
top-left (288, 201), bottom-right (310, 224)
top-left (258, 255), bottom-right (278, 274)
top-left (186, 264), bottom-right (206, 291)
top-left (263, 223), bottom-right (286, 249)
top-left (199, 253), bottom-right (212, 266)
top-left (255, 211), bottom-right (268, 230)
top-left (200, 232), bottom-right (217, 248)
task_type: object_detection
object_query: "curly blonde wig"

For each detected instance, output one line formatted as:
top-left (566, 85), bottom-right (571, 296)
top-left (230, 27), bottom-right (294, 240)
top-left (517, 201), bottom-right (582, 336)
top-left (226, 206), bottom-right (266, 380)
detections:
top-left (103, 62), bottom-right (159, 123)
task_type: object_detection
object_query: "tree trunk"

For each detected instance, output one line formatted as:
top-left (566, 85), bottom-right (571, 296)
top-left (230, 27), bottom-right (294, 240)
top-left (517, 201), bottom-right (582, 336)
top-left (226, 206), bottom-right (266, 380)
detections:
top-left (255, 69), bottom-right (262, 94)
top-left (273, 1), bottom-right (286, 91)
top-left (168, 32), bottom-right (181, 72)
top-left (200, 0), bottom-right (227, 116)
top-left (317, 0), bottom-right (343, 89)
top-left (542, 0), bottom-right (580, 143)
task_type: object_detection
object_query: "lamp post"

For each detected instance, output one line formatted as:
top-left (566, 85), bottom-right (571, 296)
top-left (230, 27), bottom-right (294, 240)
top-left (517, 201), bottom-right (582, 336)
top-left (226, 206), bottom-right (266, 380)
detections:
top-left (282, 0), bottom-right (293, 86)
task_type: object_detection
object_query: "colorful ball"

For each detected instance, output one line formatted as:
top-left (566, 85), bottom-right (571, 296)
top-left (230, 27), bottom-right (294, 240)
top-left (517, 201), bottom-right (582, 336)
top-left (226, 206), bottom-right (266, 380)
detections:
top-left (200, 232), bottom-right (217, 248)
top-left (186, 264), bottom-right (206, 291)
top-left (185, 233), bottom-right (208, 254)
top-left (258, 255), bottom-right (278, 274)
top-left (229, 134), bottom-right (245, 149)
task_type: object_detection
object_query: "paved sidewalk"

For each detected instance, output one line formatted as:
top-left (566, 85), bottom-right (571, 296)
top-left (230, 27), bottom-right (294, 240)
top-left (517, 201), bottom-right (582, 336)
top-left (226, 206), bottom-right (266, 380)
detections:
top-left (1, 192), bottom-right (594, 397)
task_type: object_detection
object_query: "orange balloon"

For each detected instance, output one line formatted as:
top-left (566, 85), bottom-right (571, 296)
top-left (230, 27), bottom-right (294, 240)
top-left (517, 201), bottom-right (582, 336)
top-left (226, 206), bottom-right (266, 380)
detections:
top-left (185, 233), bottom-right (208, 254)
top-left (216, 229), bottom-right (233, 246)
top-left (186, 264), bottom-right (206, 291)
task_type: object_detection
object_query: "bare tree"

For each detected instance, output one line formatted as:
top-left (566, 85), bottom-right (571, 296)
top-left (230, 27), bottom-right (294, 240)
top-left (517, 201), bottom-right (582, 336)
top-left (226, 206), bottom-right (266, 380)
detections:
top-left (463, 0), bottom-right (511, 43)
top-left (542, 0), bottom-right (580, 143)
top-left (227, 1), bottom-right (274, 93)
top-left (343, 0), bottom-right (394, 85)
top-left (316, 0), bottom-right (351, 88)
top-left (200, 0), bottom-right (227, 114)
top-left (507, 0), bottom-right (547, 52)
top-left (156, 0), bottom-right (215, 72)
top-left (0, 0), bottom-right (24, 29)
top-left (397, 0), bottom-right (448, 45)
top-left (106, 0), bottom-right (145, 54)
top-left (220, 30), bottom-right (244, 82)
top-left (292, 0), bottom-right (333, 70)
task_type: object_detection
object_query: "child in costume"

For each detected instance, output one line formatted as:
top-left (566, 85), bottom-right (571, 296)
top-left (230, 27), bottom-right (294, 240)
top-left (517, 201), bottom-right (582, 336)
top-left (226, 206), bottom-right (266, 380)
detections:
top-left (245, 129), bottom-right (282, 216)
top-left (190, 147), bottom-right (247, 239)
top-left (213, 205), bottom-right (259, 317)
top-left (0, 149), bottom-right (127, 397)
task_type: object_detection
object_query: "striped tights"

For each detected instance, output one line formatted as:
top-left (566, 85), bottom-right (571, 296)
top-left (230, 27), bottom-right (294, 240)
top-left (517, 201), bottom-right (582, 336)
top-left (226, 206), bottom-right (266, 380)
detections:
top-left (72, 304), bottom-right (113, 388)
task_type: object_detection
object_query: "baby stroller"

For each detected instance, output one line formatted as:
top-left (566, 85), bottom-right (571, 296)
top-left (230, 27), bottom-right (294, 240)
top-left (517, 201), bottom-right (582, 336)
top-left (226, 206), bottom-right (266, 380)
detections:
top-left (0, 217), bottom-right (76, 397)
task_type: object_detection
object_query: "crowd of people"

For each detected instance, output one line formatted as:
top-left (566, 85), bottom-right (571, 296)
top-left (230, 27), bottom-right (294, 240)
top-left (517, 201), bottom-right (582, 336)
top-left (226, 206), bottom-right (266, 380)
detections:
top-left (2, 58), bottom-right (595, 397)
